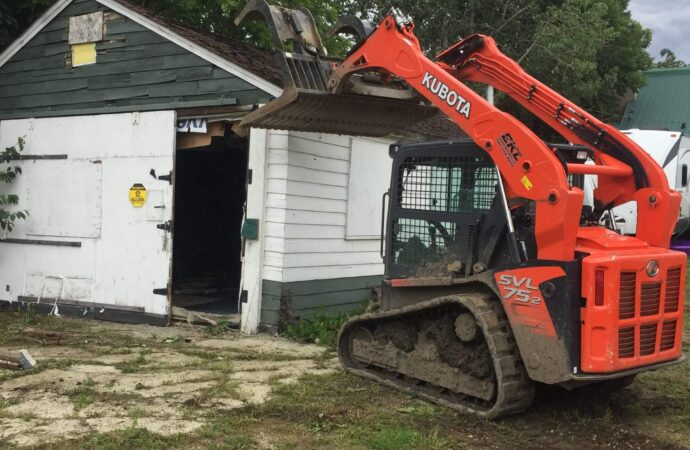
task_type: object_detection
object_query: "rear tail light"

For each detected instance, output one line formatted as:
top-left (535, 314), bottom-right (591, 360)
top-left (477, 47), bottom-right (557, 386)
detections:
top-left (595, 268), bottom-right (605, 306)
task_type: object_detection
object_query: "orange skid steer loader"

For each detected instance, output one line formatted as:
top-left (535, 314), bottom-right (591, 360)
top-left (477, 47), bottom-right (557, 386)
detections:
top-left (234, 0), bottom-right (686, 418)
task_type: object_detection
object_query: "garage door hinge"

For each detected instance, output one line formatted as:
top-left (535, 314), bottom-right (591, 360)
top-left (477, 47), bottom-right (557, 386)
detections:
top-left (158, 171), bottom-right (173, 184)
top-left (156, 220), bottom-right (172, 232)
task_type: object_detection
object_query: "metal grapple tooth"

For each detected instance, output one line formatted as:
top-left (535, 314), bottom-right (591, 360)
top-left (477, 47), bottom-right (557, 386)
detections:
top-left (327, 15), bottom-right (374, 43)
top-left (234, 0), bottom-right (325, 56)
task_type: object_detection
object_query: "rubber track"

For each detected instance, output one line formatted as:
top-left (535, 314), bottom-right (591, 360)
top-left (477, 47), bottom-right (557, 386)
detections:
top-left (337, 293), bottom-right (535, 419)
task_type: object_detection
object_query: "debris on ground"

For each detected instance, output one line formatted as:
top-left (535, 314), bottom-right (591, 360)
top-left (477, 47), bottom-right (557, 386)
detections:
top-left (0, 349), bottom-right (36, 370)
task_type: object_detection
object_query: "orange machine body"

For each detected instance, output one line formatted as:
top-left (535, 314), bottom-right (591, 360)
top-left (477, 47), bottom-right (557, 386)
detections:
top-left (334, 14), bottom-right (686, 378)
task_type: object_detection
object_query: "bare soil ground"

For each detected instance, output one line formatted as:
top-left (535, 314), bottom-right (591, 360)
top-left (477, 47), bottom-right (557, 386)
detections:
top-left (0, 308), bottom-right (689, 450)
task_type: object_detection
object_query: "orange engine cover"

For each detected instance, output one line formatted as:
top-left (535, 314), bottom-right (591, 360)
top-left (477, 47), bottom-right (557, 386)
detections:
top-left (578, 227), bottom-right (686, 373)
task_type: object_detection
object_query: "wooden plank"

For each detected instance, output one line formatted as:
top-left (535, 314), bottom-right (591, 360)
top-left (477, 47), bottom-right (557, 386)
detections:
top-left (24, 29), bottom-right (70, 49)
top-left (98, 31), bottom-right (169, 48)
top-left (104, 17), bottom-right (148, 35)
top-left (0, 78), bottom-right (88, 98)
top-left (288, 151), bottom-right (351, 174)
top-left (42, 16), bottom-right (69, 33)
top-left (283, 264), bottom-right (383, 283)
top-left (283, 251), bottom-right (382, 268)
top-left (61, 1), bottom-right (107, 17)
top-left (291, 289), bottom-right (372, 310)
top-left (8, 42), bottom-right (69, 62)
top-left (266, 208), bottom-right (346, 226)
top-left (177, 66), bottom-right (214, 82)
top-left (285, 165), bottom-right (349, 187)
top-left (292, 302), bottom-right (367, 319)
top-left (281, 238), bottom-right (379, 254)
top-left (197, 77), bottom-right (256, 93)
top-left (0, 97), bottom-right (238, 120)
top-left (260, 309), bottom-right (281, 325)
top-left (266, 194), bottom-right (347, 214)
top-left (262, 280), bottom-right (283, 297)
top-left (283, 181), bottom-right (347, 200)
top-left (98, 43), bottom-right (189, 63)
top-left (1, 54), bottom-right (67, 74)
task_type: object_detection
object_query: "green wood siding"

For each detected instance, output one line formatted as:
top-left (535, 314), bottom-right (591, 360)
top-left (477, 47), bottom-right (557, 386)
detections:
top-left (0, 0), bottom-right (271, 119)
top-left (261, 275), bottom-right (381, 327)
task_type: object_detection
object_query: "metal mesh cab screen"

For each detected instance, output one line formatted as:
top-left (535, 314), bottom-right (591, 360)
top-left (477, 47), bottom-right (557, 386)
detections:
top-left (398, 156), bottom-right (497, 213)
top-left (388, 152), bottom-right (499, 278)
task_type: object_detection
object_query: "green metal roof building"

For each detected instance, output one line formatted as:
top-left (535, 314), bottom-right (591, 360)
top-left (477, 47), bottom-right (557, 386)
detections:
top-left (621, 67), bottom-right (690, 132)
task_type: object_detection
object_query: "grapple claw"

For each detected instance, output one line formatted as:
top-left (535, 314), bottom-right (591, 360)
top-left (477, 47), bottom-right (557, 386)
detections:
top-left (234, 0), bottom-right (325, 56)
top-left (232, 1), bottom-right (438, 138)
top-left (327, 15), bottom-right (374, 43)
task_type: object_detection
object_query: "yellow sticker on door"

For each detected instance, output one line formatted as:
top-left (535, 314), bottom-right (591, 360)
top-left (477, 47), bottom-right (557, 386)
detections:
top-left (520, 175), bottom-right (534, 191)
top-left (129, 184), bottom-right (147, 208)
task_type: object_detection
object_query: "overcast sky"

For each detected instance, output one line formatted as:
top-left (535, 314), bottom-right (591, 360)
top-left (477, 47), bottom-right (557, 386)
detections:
top-left (628, 0), bottom-right (690, 62)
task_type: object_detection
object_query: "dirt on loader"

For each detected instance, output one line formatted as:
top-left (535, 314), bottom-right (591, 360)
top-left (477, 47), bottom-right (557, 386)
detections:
top-left (0, 310), bottom-right (689, 450)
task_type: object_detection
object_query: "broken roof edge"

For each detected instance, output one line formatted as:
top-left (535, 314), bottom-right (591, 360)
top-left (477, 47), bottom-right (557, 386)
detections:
top-left (0, 0), bottom-right (282, 98)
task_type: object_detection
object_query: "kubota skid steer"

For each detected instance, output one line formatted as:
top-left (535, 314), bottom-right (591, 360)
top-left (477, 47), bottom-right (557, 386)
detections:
top-left (235, 1), bottom-right (687, 418)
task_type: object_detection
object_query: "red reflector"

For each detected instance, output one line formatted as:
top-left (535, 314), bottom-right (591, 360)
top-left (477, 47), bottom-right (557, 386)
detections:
top-left (595, 269), bottom-right (605, 306)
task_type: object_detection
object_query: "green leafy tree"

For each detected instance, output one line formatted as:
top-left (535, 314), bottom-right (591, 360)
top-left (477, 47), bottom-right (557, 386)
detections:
top-left (0, 138), bottom-right (28, 233)
top-left (0, 0), bottom-right (54, 51)
top-left (346, 0), bottom-right (651, 126)
top-left (656, 48), bottom-right (686, 69)
top-left (133, 0), bottom-right (350, 54)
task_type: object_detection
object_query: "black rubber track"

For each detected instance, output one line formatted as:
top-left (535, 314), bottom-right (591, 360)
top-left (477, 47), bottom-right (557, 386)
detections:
top-left (337, 293), bottom-right (535, 419)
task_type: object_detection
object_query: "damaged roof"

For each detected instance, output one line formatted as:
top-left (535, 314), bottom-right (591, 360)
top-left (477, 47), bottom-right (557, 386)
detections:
top-left (0, 0), bottom-right (463, 138)
top-left (106, 1), bottom-right (464, 139)
top-left (109, 0), bottom-right (283, 87)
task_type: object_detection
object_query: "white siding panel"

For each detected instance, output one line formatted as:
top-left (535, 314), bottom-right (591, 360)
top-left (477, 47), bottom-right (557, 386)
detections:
top-left (267, 209), bottom-right (345, 226)
top-left (283, 251), bottom-right (381, 267)
top-left (285, 181), bottom-right (347, 200)
top-left (283, 223), bottom-right (344, 239)
top-left (283, 264), bottom-right (384, 283)
top-left (287, 135), bottom-right (350, 160)
top-left (286, 165), bottom-right (348, 186)
top-left (288, 151), bottom-right (350, 173)
top-left (263, 131), bottom-right (392, 283)
top-left (285, 196), bottom-right (346, 213)
top-left (282, 238), bottom-right (380, 254)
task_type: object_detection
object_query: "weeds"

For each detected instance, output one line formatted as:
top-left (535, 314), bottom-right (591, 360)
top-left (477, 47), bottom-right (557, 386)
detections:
top-left (283, 301), bottom-right (369, 350)
top-left (70, 378), bottom-right (98, 411)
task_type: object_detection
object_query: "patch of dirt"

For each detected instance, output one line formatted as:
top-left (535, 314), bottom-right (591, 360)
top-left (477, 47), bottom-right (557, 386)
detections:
top-left (0, 321), bottom-right (337, 448)
top-left (3, 392), bottom-right (74, 419)
top-left (196, 336), bottom-right (326, 358)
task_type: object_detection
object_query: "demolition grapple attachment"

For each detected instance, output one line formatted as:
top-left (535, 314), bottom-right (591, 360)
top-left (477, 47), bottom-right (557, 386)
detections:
top-left (232, 0), bottom-right (438, 137)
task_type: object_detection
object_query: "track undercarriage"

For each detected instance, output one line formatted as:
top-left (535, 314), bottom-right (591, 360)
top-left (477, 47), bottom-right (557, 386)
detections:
top-left (337, 293), bottom-right (535, 419)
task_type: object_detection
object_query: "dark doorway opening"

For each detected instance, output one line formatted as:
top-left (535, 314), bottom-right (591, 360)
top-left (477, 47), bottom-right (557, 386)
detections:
top-left (172, 126), bottom-right (248, 315)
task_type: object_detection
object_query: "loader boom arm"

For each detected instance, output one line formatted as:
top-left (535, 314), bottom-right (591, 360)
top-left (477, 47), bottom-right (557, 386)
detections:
top-left (328, 13), bottom-right (680, 261)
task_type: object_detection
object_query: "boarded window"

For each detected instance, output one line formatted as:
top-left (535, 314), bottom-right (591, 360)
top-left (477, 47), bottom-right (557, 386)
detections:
top-left (71, 43), bottom-right (96, 67)
top-left (69, 12), bottom-right (103, 67)
top-left (346, 137), bottom-right (393, 239)
top-left (25, 160), bottom-right (103, 239)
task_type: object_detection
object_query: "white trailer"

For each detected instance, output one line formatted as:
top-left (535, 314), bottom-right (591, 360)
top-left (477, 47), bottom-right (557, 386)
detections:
top-left (585, 129), bottom-right (689, 237)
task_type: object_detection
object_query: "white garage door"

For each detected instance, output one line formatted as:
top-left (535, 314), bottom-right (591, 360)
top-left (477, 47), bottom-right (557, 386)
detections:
top-left (0, 111), bottom-right (175, 319)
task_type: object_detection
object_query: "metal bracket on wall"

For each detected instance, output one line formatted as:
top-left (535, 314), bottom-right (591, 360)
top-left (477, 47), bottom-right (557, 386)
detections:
top-left (158, 171), bottom-right (173, 184)
top-left (156, 221), bottom-right (172, 232)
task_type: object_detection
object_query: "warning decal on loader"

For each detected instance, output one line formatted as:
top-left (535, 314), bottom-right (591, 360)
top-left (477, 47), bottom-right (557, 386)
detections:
top-left (129, 184), bottom-right (147, 208)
